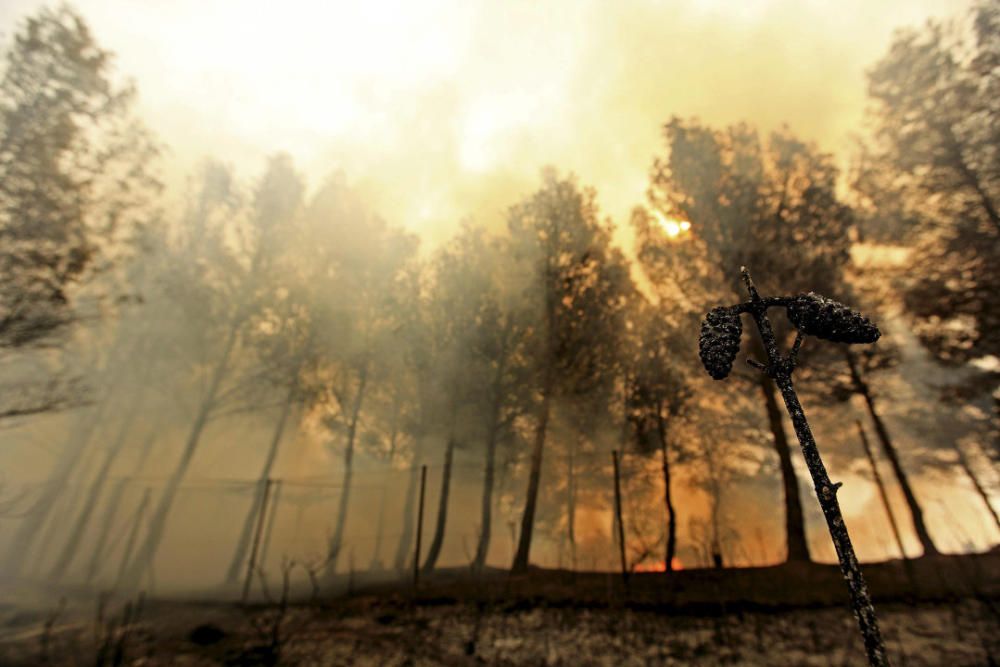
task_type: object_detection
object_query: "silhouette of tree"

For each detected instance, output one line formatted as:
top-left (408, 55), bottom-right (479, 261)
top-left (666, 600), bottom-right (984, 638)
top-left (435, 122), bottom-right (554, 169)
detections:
top-left (647, 118), bottom-right (854, 562)
top-left (0, 5), bottom-right (158, 414)
top-left (508, 170), bottom-right (634, 573)
top-left (865, 0), bottom-right (1000, 366)
top-left (119, 155), bottom-right (303, 589)
top-left (862, 0), bottom-right (1000, 467)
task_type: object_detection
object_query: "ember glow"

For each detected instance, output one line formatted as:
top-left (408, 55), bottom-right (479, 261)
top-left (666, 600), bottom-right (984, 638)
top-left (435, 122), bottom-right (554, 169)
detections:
top-left (634, 558), bottom-right (684, 573)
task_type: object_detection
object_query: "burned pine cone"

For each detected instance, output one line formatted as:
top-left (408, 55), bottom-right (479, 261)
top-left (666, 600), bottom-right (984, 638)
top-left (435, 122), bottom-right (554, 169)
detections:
top-left (699, 306), bottom-right (742, 379)
top-left (785, 292), bottom-right (880, 344)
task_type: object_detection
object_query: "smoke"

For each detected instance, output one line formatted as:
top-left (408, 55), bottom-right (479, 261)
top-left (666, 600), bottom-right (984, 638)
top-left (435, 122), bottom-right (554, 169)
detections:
top-left (0, 0), bottom-right (971, 238)
top-left (0, 0), bottom-right (995, 601)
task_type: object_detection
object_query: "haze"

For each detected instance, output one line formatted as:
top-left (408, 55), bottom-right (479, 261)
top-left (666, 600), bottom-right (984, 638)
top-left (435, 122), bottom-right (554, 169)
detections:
top-left (0, 0), bottom-right (970, 238)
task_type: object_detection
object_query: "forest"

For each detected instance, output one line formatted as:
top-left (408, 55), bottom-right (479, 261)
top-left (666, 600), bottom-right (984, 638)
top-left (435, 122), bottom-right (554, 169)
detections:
top-left (0, 1), bottom-right (999, 665)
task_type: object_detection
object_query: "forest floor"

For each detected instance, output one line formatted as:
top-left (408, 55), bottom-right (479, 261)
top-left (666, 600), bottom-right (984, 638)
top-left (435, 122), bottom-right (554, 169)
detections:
top-left (1, 551), bottom-right (998, 666)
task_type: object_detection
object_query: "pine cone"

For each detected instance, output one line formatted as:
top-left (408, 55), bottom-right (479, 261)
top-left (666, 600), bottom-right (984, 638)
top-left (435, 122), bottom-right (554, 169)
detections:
top-left (699, 307), bottom-right (742, 379)
top-left (785, 293), bottom-right (880, 344)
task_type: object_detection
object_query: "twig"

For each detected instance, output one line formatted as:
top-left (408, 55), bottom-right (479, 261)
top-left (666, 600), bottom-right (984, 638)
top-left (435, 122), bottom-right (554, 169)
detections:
top-left (699, 267), bottom-right (888, 667)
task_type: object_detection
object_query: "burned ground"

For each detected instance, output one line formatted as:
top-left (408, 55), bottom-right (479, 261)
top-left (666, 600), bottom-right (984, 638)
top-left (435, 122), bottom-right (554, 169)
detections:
top-left (2, 552), bottom-right (997, 666)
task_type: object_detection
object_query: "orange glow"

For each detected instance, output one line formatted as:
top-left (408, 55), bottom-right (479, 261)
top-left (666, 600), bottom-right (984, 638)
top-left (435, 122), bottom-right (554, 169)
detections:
top-left (634, 558), bottom-right (684, 572)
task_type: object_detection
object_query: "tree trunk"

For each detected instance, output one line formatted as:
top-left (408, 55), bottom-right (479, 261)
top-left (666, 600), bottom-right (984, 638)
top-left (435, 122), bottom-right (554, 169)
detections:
top-left (473, 342), bottom-right (509, 572)
top-left (85, 478), bottom-right (128, 582)
top-left (954, 443), bottom-right (1000, 533)
top-left (240, 478), bottom-right (274, 603)
top-left (612, 450), bottom-right (629, 586)
top-left (326, 364), bottom-right (369, 574)
top-left (257, 480), bottom-right (282, 571)
top-left (856, 420), bottom-right (907, 560)
top-left (473, 428), bottom-right (499, 571)
top-left (118, 318), bottom-right (242, 590)
top-left (2, 403), bottom-right (106, 576)
top-left (656, 402), bottom-right (677, 572)
top-left (370, 482), bottom-right (389, 571)
top-left (224, 380), bottom-right (297, 585)
top-left (115, 487), bottom-right (151, 589)
top-left (512, 368), bottom-right (553, 573)
top-left (846, 350), bottom-right (939, 556)
top-left (371, 394), bottom-right (401, 571)
top-left (4, 326), bottom-right (143, 578)
top-left (326, 445), bottom-right (354, 576)
top-left (759, 375), bottom-right (811, 562)
top-left (49, 385), bottom-right (145, 580)
top-left (393, 437), bottom-right (425, 571)
top-left (993, 397), bottom-right (1000, 464)
top-left (85, 429), bottom-right (158, 583)
top-left (421, 437), bottom-right (456, 573)
top-left (708, 474), bottom-right (724, 569)
top-left (567, 436), bottom-right (578, 570)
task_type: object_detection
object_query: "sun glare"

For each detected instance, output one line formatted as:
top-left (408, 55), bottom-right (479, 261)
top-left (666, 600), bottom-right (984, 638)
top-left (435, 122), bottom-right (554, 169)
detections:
top-left (654, 212), bottom-right (691, 238)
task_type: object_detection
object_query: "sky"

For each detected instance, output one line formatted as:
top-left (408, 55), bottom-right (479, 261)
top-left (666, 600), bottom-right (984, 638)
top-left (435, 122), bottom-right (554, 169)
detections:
top-left (0, 0), bottom-right (972, 243)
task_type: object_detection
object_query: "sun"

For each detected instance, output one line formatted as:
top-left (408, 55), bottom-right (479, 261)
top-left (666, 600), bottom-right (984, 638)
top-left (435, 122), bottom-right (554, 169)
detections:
top-left (654, 212), bottom-right (691, 238)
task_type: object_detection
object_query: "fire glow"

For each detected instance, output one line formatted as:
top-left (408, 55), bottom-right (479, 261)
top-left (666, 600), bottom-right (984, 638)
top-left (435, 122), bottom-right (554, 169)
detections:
top-left (633, 558), bottom-right (684, 573)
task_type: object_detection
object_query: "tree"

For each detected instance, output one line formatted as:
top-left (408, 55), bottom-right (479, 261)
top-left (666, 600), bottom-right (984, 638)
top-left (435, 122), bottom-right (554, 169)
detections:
top-left (646, 119), bottom-right (854, 562)
top-left (842, 349), bottom-right (939, 556)
top-left (367, 376), bottom-right (414, 570)
top-left (392, 265), bottom-right (433, 572)
top-left (629, 205), bottom-right (716, 571)
top-left (866, 0), bottom-right (1000, 358)
top-left (0, 4), bottom-right (158, 577)
top-left (623, 297), bottom-right (695, 571)
top-left (412, 225), bottom-right (532, 573)
top-left (0, 5), bottom-right (158, 421)
top-left (470, 286), bottom-right (533, 571)
top-left (119, 154), bottom-right (303, 589)
top-left (412, 240), bottom-right (473, 575)
top-left (816, 274), bottom-right (942, 558)
top-left (221, 298), bottom-right (309, 587)
top-left (409, 226), bottom-right (538, 573)
top-left (46, 346), bottom-right (153, 580)
top-left (507, 170), bottom-right (634, 573)
top-left (294, 176), bottom-right (417, 575)
top-left (863, 0), bottom-right (1000, 461)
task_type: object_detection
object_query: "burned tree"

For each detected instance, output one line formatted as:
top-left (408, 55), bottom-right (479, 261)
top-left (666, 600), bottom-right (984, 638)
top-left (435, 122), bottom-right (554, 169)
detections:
top-left (699, 268), bottom-right (888, 667)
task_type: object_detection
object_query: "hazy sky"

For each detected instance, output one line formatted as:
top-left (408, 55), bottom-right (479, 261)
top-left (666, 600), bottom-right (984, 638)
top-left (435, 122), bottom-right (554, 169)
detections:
top-left (1, 0), bottom-right (970, 241)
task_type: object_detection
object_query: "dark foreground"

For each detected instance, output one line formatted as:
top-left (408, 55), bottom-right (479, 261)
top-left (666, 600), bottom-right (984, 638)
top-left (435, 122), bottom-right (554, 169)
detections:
top-left (1, 553), bottom-right (998, 666)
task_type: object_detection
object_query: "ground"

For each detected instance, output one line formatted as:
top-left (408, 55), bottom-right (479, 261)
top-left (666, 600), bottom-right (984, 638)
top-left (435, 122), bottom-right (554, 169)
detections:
top-left (1, 553), bottom-right (998, 665)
